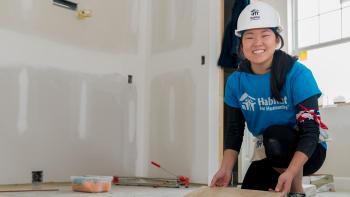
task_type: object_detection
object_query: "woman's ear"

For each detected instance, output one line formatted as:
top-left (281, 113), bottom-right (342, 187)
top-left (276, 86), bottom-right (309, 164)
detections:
top-left (238, 43), bottom-right (245, 59)
top-left (276, 36), bottom-right (280, 45)
top-left (275, 37), bottom-right (281, 48)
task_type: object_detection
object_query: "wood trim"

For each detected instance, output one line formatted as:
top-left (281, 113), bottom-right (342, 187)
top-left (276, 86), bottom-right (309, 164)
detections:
top-left (218, 0), bottom-right (225, 165)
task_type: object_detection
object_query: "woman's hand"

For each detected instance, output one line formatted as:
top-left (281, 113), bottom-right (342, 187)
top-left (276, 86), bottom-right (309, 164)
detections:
top-left (274, 151), bottom-right (308, 196)
top-left (210, 167), bottom-right (232, 187)
top-left (274, 170), bottom-right (294, 196)
top-left (211, 149), bottom-right (238, 187)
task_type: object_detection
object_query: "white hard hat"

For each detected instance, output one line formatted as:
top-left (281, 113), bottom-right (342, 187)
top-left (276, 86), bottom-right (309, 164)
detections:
top-left (235, 1), bottom-right (283, 37)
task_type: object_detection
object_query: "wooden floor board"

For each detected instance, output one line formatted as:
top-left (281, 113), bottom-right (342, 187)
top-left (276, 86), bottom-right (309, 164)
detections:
top-left (184, 186), bottom-right (282, 197)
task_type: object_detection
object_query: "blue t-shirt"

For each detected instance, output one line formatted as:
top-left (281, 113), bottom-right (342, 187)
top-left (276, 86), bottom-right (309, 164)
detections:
top-left (224, 61), bottom-right (321, 137)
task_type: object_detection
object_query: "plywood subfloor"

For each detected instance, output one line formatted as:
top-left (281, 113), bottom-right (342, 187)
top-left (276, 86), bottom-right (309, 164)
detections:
top-left (0, 184), bottom-right (349, 197)
top-left (185, 186), bottom-right (281, 197)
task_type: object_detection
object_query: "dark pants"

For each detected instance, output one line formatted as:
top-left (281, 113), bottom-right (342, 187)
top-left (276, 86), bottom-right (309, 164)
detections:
top-left (241, 125), bottom-right (326, 191)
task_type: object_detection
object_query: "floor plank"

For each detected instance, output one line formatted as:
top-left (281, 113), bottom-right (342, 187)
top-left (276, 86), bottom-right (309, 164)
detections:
top-left (184, 186), bottom-right (282, 197)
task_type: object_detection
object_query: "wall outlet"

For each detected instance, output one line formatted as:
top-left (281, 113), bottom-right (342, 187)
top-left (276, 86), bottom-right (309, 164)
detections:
top-left (32, 171), bottom-right (43, 184)
top-left (128, 75), bottom-right (133, 84)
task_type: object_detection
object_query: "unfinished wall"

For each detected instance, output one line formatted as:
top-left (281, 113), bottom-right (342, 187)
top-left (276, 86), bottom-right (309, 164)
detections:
top-left (0, 0), bottom-right (143, 184)
top-left (318, 105), bottom-right (350, 190)
top-left (0, 0), bottom-right (220, 184)
top-left (132, 0), bottom-right (220, 184)
top-left (0, 67), bottom-right (137, 184)
top-left (143, 0), bottom-right (220, 183)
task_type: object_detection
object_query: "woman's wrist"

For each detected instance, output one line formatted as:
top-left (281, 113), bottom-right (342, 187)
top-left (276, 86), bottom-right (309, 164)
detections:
top-left (221, 149), bottom-right (238, 172)
top-left (287, 151), bottom-right (308, 176)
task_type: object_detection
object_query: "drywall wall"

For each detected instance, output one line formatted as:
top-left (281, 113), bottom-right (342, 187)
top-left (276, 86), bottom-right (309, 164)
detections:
top-left (0, 0), bottom-right (142, 184)
top-left (318, 105), bottom-right (350, 189)
top-left (146, 0), bottom-right (203, 181)
top-left (0, 0), bottom-right (221, 184)
top-left (0, 67), bottom-right (137, 184)
top-left (140, 0), bottom-right (221, 183)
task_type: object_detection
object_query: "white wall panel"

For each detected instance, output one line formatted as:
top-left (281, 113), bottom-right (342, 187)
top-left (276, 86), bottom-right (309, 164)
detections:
top-left (0, 0), bottom-right (220, 184)
top-left (0, 67), bottom-right (137, 184)
top-left (145, 0), bottom-right (214, 184)
top-left (0, 0), bottom-right (143, 184)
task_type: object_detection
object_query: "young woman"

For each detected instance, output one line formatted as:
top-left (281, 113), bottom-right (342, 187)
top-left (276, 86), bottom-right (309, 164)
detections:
top-left (210, 2), bottom-right (327, 197)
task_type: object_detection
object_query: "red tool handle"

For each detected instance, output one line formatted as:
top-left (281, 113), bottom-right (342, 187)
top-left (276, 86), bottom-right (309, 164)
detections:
top-left (151, 161), bottom-right (161, 168)
top-left (150, 160), bottom-right (190, 187)
top-left (150, 161), bottom-right (177, 177)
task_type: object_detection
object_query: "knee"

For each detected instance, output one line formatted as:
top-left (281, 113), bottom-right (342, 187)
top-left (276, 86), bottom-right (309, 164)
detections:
top-left (263, 125), bottom-right (298, 168)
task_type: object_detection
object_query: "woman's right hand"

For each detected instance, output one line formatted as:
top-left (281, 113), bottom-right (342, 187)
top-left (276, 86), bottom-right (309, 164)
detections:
top-left (210, 149), bottom-right (238, 187)
top-left (210, 167), bottom-right (232, 187)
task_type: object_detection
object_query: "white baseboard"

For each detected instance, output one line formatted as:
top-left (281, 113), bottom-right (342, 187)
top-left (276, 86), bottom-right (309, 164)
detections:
top-left (334, 177), bottom-right (350, 192)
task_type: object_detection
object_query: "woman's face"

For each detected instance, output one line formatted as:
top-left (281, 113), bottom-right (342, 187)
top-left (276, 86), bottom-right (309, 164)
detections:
top-left (241, 28), bottom-right (279, 69)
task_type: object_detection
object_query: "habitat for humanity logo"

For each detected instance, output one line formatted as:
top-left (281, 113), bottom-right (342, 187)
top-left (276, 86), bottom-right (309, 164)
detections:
top-left (250, 9), bottom-right (260, 21)
top-left (240, 92), bottom-right (289, 112)
top-left (240, 92), bottom-right (256, 111)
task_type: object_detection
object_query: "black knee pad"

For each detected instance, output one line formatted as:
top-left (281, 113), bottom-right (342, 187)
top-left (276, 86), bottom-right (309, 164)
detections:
top-left (263, 125), bottom-right (298, 168)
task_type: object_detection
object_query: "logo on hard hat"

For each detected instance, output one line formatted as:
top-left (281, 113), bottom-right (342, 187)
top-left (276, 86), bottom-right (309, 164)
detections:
top-left (250, 9), bottom-right (260, 21)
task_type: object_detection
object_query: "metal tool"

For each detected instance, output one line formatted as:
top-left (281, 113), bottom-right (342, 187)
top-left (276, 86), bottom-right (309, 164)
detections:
top-left (150, 161), bottom-right (190, 187)
top-left (112, 176), bottom-right (181, 188)
top-left (113, 161), bottom-right (190, 188)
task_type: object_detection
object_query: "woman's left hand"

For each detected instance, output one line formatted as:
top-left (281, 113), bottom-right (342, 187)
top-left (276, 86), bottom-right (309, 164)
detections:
top-left (274, 170), bottom-right (294, 196)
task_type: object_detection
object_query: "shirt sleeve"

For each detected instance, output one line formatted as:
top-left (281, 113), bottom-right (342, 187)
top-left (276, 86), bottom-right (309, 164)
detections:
top-left (224, 104), bottom-right (245, 152)
top-left (224, 74), bottom-right (241, 108)
top-left (296, 95), bottom-right (321, 158)
top-left (291, 66), bottom-right (321, 105)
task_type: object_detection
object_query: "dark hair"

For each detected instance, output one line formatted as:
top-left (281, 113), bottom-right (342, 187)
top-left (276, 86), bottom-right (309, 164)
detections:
top-left (238, 29), bottom-right (298, 101)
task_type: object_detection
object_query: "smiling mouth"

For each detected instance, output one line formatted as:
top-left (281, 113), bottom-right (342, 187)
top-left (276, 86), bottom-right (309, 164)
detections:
top-left (253, 49), bottom-right (265, 54)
